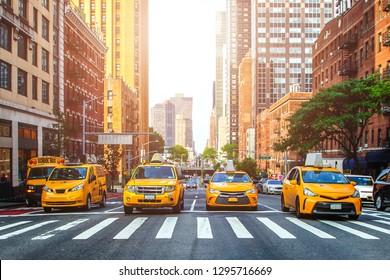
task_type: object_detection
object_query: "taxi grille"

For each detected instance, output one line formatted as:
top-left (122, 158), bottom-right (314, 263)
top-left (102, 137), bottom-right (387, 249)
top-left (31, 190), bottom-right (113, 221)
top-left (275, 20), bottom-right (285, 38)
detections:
top-left (46, 201), bottom-right (76, 206)
top-left (136, 186), bottom-right (164, 194)
top-left (216, 192), bottom-right (250, 204)
top-left (313, 202), bottom-right (355, 214)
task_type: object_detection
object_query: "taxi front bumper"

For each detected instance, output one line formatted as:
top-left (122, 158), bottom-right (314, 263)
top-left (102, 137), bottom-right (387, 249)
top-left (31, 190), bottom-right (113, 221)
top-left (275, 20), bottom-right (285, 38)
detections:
top-left (301, 196), bottom-right (362, 215)
top-left (41, 191), bottom-right (86, 208)
top-left (123, 192), bottom-right (180, 208)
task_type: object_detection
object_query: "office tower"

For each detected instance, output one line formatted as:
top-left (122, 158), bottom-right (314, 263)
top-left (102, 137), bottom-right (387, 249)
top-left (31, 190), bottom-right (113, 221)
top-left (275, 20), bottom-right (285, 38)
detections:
top-left (151, 100), bottom-right (175, 148)
top-left (170, 93), bottom-right (193, 148)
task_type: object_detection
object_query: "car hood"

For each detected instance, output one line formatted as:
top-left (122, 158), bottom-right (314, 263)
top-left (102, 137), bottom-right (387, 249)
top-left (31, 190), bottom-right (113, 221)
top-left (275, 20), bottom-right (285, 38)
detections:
top-left (209, 182), bottom-right (255, 191)
top-left (128, 179), bottom-right (177, 186)
top-left (46, 180), bottom-right (84, 189)
top-left (306, 183), bottom-right (355, 198)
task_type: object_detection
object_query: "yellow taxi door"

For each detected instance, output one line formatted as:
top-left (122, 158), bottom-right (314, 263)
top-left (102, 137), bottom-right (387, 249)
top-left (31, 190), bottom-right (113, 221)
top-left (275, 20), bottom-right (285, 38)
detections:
top-left (89, 167), bottom-right (100, 203)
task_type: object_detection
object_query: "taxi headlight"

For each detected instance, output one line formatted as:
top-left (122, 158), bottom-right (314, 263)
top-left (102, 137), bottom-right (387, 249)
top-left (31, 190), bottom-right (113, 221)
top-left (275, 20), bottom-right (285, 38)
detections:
top-left (246, 188), bottom-right (257, 194)
top-left (165, 186), bottom-right (175, 193)
top-left (27, 185), bottom-right (36, 190)
top-left (352, 189), bottom-right (360, 198)
top-left (209, 188), bottom-right (220, 194)
top-left (303, 188), bottom-right (318, 197)
top-left (126, 185), bottom-right (137, 193)
top-left (70, 184), bottom-right (84, 192)
top-left (43, 186), bottom-right (51, 193)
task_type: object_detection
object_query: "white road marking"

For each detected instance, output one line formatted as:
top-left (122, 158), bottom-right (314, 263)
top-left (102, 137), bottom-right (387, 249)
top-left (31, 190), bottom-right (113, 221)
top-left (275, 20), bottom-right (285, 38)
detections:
top-left (226, 217), bottom-right (253, 238)
top-left (0, 220), bottom-right (58, 239)
top-left (349, 221), bottom-right (390, 235)
top-left (190, 200), bottom-right (196, 211)
top-left (197, 217), bottom-right (213, 239)
top-left (319, 220), bottom-right (379, 239)
top-left (374, 219), bottom-right (390, 226)
top-left (113, 217), bottom-right (148, 239)
top-left (32, 219), bottom-right (89, 240)
top-left (257, 217), bottom-right (296, 239)
top-left (0, 221), bottom-right (32, 231)
top-left (286, 217), bottom-right (335, 239)
top-left (156, 217), bottom-right (178, 239)
top-left (73, 218), bottom-right (118, 240)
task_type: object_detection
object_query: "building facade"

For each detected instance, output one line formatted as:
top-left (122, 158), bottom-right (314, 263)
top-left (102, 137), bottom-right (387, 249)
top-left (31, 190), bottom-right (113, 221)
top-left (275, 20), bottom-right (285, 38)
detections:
top-left (170, 93), bottom-right (193, 148)
top-left (151, 100), bottom-right (175, 148)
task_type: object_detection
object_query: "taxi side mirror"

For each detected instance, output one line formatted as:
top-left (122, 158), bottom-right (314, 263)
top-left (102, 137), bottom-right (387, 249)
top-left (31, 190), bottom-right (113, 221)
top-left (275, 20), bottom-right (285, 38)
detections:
top-left (90, 175), bottom-right (97, 183)
top-left (350, 181), bottom-right (357, 186)
top-left (290, 179), bottom-right (297, 185)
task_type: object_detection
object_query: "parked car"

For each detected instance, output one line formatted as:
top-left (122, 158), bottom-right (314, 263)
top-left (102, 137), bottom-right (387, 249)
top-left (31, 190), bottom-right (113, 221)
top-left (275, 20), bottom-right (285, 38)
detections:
top-left (345, 174), bottom-right (374, 201)
top-left (256, 178), bottom-right (268, 193)
top-left (262, 179), bottom-right (283, 195)
top-left (372, 168), bottom-right (390, 211)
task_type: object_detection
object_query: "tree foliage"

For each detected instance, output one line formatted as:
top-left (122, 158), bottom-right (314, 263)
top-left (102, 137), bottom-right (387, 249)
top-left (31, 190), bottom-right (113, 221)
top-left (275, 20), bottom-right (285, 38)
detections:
top-left (221, 143), bottom-right (238, 160)
top-left (236, 157), bottom-right (258, 178)
top-left (202, 147), bottom-right (218, 163)
top-left (167, 145), bottom-right (189, 162)
top-left (274, 74), bottom-right (390, 172)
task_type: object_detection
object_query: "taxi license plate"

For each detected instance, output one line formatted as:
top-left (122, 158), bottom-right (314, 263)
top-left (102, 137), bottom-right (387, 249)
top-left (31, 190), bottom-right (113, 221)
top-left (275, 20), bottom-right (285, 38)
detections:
top-left (228, 197), bottom-right (238, 203)
top-left (144, 194), bottom-right (156, 200)
top-left (330, 203), bottom-right (342, 210)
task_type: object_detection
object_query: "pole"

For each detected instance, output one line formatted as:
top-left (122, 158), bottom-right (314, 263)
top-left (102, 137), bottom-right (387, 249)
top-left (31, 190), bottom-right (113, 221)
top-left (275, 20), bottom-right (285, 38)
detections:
top-left (82, 100), bottom-right (86, 160)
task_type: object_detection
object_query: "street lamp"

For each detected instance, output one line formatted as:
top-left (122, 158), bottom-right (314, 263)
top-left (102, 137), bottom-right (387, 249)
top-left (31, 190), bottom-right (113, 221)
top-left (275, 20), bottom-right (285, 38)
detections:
top-left (141, 140), bottom-right (159, 162)
top-left (82, 91), bottom-right (114, 161)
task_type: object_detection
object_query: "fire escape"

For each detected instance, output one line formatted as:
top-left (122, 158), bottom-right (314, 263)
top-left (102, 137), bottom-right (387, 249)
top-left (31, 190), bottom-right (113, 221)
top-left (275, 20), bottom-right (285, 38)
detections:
top-left (338, 33), bottom-right (358, 77)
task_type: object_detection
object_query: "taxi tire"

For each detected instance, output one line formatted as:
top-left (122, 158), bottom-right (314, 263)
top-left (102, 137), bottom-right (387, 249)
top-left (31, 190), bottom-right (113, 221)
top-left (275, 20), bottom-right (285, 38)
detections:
top-left (43, 207), bottom-right (52, 213)
top-left (99, 193), bottom-right (106, 208)
top-left (172, 200), bottom-right (181, 214)
top-left (295, 197), bottom-right (303, 219)
top-left (348, 214), bottom-right (359, 220)
top-left (124, 206), bottom-right (134, 214)
top-left (374, 194), bottom-right (386, 211)
top-left (281, 195), bottom-right (289, 212)
top-left (25, 198), bottom-right (33, 207)
top-left (84, 195), bottom-right (92, 211)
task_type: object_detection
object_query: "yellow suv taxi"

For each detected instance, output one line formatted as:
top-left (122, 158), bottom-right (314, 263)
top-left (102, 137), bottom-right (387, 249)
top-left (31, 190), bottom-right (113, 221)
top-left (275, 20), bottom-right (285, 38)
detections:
top-left (205, 161), bottom-right (258, 211)
top-left (41, 163), bottom-right (107, 213)
top-left (123, 153), bottom-right (185, 214)
top-left (281, 154), bottom-right (361, 220)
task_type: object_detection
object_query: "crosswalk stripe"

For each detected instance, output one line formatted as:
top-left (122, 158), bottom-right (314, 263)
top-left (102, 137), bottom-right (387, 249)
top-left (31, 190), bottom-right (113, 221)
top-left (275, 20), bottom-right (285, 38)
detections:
top-left (0, 221), bottom-right (32, 232)
top-left (374, 220), bottom-right (390, 226)
top-left (113, 217), bottom-right (148, 239)
top-left (156, 217), bottom-right (178, 239)
top-left (319, 220), bottom-right (379, 239)
top-left (226, 217), bottom-right (253, 238)
top-left (286, 217), bottom-right (335, 239)
top-left (73, 218), bottom-right (118, 240)
top-left (257, 217), bottom-right (296, 239)
top-left (197, 217), bottom-right (213, 239)
top-left (0, 220), bottom-right (58, 240)
top-left (32, 219), bottom-right (89, 240)
top-left (349, 221), bottom-right (390, 235)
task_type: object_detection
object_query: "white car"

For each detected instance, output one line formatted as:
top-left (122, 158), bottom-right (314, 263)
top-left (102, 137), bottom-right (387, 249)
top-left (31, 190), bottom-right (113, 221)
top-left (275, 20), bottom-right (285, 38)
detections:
top-left (262, 179), bottom-right (282, 195)
top-left (345, 174), bottom-right (374, 201)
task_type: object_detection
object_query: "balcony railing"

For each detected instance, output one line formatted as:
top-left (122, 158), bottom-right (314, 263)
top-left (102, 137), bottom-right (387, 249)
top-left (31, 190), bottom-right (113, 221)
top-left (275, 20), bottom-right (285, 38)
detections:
top-left (383, 67), bottom-right (390, 79)
top-left (383, 30), bottom-right (390, 47)
top-left (384, 0), bottom-right (390, 12)
top-left (339, 34), bottom-right (358, 50)
top-left (338, 62), bottom-right (358, 77)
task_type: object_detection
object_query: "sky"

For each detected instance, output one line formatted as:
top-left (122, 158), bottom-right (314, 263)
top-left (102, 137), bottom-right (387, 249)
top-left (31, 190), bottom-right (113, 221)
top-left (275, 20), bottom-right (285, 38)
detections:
top-left (149, 0), bottom-right (226, 154)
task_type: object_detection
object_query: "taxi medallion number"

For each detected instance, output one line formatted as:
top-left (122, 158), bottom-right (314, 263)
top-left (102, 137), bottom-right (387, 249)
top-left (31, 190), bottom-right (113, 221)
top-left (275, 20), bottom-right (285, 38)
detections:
top-left (144, 194), bottom-right (156, 200)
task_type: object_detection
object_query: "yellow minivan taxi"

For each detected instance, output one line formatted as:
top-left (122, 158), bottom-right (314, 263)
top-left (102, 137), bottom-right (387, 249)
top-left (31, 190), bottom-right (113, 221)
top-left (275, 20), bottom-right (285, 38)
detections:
top-left (281, 165), bottom-right (361, 220)
top-left (41, 163), bottom-right (107, 213)
top-left (205, 161), bottom-right (258, 211)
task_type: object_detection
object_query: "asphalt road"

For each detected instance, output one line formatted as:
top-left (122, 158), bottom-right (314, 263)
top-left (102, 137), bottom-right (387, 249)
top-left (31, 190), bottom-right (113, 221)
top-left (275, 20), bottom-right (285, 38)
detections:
top-left (1, 188), bottom-right (390, 260)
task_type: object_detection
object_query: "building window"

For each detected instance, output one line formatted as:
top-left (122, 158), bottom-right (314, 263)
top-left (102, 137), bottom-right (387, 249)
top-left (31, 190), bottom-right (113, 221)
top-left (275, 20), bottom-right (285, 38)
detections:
top-left (42, 16), bottom-right (49, 41)
top-left (19, 0), bottom-right (27, 19)
top-left (365, 41), bottom-right (369, 59)
top-left (31, 41), bottom-right (37, 66)
top-left (42, 80), bottom-right (49, 104)
top-left (33, 8), bottom-right (38, 31)
top-left (18, 126), bottom-right (37, 140)
top-left (32, 76), bottom-right (38, 100)
top-left (42, 48), bottom-right (49, 72)
top-left (378, 32), bottom-right (382, 52)
top-left (0, 22), bottom-right (11, 51)
top-left (18, 35), bottom-right (27, 60)
top-left (0, 61), bottom-right (11, 90)
top-left (18, 68), bottom-right (27, 96)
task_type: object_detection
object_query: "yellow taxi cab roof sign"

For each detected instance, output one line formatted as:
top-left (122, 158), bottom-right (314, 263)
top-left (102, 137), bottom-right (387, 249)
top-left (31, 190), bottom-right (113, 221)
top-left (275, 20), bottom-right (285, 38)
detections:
top-left (150, 153), bottom-right (164, 164)
top-left (225, 160), bottom-right (235, 172)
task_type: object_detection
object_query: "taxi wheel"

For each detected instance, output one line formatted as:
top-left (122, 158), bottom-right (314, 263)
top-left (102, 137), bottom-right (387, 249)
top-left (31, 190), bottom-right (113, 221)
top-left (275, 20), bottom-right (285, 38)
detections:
top-left (172, 201), bottom-right (181, 214)
top-left (25, 198), bottom-right (33, 207)
top-left (84, 195), bottom-right (92, 211)
top-left (375, 194), bottom-right (386, 211)
top-left (124, 206), bottom-right (133, 214)
top-left (295, 197), bottom-right (303, 219)
top-left (43, 207), bottom-right (52, 213)
top-left (348, 214), bottom-right (359, 220)
top-left (99, 193), bottom-right (106, 208)
top-left (281, 195), bottom-right (289, 212)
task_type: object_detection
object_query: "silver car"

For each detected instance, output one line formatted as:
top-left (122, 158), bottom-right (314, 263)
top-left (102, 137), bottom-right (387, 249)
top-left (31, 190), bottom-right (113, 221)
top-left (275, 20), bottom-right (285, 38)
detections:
top-left (345, 174), bottom-right (374, 201)
top-left (262, 179), bottom-right (282, 195)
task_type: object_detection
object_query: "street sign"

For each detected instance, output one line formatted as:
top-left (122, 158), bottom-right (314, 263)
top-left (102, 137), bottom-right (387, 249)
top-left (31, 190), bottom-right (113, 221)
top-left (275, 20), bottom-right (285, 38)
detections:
top-left (259, 155), bottom-right (272, 160)
top-left (98, 134), bottom-right (133, 145)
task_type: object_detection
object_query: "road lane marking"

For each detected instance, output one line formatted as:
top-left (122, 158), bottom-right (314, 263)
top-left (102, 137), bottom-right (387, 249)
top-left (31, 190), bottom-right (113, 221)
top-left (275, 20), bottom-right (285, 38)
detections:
top-left (113, 217), bottom-right (148, 239)
top-left (32, 219), bottom-right (89, 240)
top-left (73, 218), bottom-right (118, 240)
top-left (319, 220), bottom-right (379, 239)
top-left (373, 220), bottom-right (390, 226)
top-left (190, 200), bottom-right (196, 211)
top-left (286, 217), bottom-right (335, 239)
top-left (348, 220), bottom-right (390, 235)
top-left (156, 217), bottom-right (178, 239)
top-left (0, 221), bottom-right (32, 231)
top-left (0, 220), bottom-right (58, 240)
top-left (257, 217), bottom-right (296, 239)
top-left (197, 217), bottom-right (213, 239)
top-left (226, 217), bottom-right (253, 238)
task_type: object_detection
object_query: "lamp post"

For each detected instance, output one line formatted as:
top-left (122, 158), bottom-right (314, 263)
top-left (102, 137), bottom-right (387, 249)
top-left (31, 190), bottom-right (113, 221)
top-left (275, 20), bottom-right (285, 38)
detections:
top-left (141, 140), bottom-right (159, 162)
top-left (82, 92), bottom-right (113, 162)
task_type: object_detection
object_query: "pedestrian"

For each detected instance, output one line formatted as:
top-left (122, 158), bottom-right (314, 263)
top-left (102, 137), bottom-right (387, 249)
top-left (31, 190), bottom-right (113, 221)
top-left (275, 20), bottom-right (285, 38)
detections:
top-left (1, 173), bottom-right (7, 182)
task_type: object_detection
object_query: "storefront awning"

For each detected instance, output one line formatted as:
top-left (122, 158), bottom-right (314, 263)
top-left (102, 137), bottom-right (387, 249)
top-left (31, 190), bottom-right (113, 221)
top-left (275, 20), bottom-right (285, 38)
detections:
top-left (343, 156), bottom-right (367, 170)
top-left (366, 151), bottom-right (390, 164)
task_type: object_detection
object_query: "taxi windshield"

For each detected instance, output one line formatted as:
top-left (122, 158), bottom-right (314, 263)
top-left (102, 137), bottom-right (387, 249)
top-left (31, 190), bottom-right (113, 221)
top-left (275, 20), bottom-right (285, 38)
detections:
top-left (211, 172), bottom-right (251, 183)
top-left (49, 167), bottom-right (87, 180)
top-left (302, 170), bottom-right (349, 184)
top-left (28, 167), bottom-right (54, 179)
top-left (132, 166), bottom-right (175, 179)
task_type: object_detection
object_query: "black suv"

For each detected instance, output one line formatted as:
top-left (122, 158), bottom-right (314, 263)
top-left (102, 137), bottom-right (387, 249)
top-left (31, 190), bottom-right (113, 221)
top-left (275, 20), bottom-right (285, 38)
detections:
top-left (373, 168), bottom-right (390, 211)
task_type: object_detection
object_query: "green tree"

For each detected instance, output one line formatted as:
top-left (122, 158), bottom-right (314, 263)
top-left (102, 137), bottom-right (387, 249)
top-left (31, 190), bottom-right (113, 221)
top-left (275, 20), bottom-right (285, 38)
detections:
top-left (274, 74), bottom-right (390, 172)
top-left (167, 145), bottom-right (188, 162)
top-left (103, 144), bottom-right (122, 191)
top-left (236, 157), bottom-right (258, 178)
top-left (148, 128), bottom-right (165, 158)
top-left (202, 147), bottom-right (218, 163)
top-left (46, 107), bottom-right (72, 159)
top-left (221, 143), bottom-right (238, 160)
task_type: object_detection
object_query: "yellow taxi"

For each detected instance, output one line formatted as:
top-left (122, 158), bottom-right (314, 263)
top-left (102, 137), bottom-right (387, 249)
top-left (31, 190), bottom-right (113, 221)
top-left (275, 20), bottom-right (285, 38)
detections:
top-left (205, 161), bottom-right (258, 211)
top-left (41, 163), bottom-right (107, 213)
top-left (281, 153), bottom-right (361, 220)
top-left (123, 153), bottom-right (185, 214)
